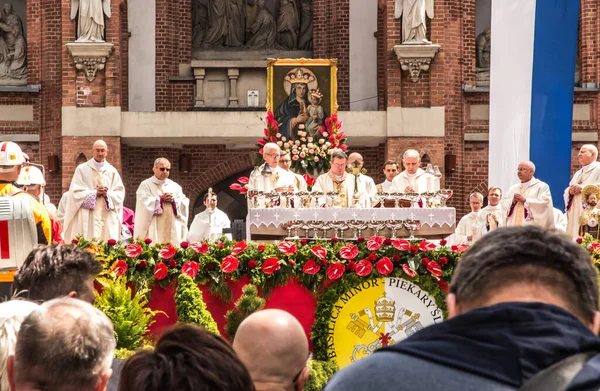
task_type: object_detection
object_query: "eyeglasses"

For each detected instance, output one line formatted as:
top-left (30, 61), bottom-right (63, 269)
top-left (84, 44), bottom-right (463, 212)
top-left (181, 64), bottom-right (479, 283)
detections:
top-left (265, 153), bottom-right (280, 158)
top-left (280, 160), bottom-right (291, 163)
top-left (159, 167), bottom-right (170, 172)
top-left (292, 352), bottom-right (312, 384)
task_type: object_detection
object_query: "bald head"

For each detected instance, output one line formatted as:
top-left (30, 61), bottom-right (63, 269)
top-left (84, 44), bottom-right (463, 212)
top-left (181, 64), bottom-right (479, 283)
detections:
top-left (91, 140), bottom-right (108, 163)
top-left (579, 144), bottom-right (598, 166)
top-left (233, 309), bottom-right (309, 390)
top-left (347, 152), bottom-right (364, 170)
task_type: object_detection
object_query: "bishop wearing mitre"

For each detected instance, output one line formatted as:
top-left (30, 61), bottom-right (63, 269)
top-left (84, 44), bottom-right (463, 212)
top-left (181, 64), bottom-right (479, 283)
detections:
top-left (134, 158), bottom-right (189, 244)
top-left (564, 145), bottom-right (600, 238)
top-left (63, 140), bottom-right (125, 241)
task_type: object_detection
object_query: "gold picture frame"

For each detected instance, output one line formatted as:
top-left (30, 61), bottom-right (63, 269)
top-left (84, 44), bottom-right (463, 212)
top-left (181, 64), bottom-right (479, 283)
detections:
top-left (266, 58), bottom-right (338, 140)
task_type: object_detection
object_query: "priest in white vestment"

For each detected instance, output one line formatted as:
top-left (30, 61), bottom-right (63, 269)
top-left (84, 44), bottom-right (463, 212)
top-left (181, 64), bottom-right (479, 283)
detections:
top-left (63, 140), bottom-right (125, 241)
top-left (376, 160), bottom-right (399, 193)
top-left (563, 145), bottom-right (600, 238)
top-left (312, 150), bottom-right (357, 207)
top-left (504, 161), bottom-right (554, 230)
top-left (347, 152), bottom-right (377, 207)
top-left (134, 158), bottom-right (189, 244)
top-left (188, 193), bottom-right (231, 242)
top-left (391, 149), bottom-right (433, 193)
top-left (480, 186), bottom-right (503, 232)
top-left (279, 151), bottom-right (308, 191)
top-left (248, 143), bottom-right (297, 197)
top-left (455, 192), bottom-right (487, 244)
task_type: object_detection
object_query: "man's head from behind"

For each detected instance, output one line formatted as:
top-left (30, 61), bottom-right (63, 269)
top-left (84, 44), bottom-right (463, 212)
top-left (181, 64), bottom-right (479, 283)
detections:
top-left (11, 244), bottom-right (102, 304)
top-left (448, 226), bottom-right (600, 333)
top-left (7, 297), bottom-right (116, 391)
top-left (119, 324), bottom-right (254, 391)
top-left (233, 309), bottom-right (309, 391)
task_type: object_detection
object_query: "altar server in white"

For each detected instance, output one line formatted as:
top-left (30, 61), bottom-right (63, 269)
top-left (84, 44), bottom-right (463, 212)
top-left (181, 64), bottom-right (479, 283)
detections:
top-left (134, 158), bottom-right (189, 244)
top-left (248, 143), bottom-right (297, 193)
top-left (392, 149), bottom-right (433, 193)
top-left (504, 161), bottom-right (554, 229)
top-left (188, 192), bottom-right (231, 242)
top-left (480, 186), bottom-right (503, 232)
top-left (564, 144), bottom-right (600, 238)
top-left (278, 151), bottom-right (307, 191)
top-left (312, 150), bottom-right (356, 207)
top-left (347, 152), bottom-right (377, 207)
top-left (455, 192), bottom-right (487, 245)
top-left (63, 140), bottom-right (124, 241)
top-left (376, 160), bottom-right (399, 193)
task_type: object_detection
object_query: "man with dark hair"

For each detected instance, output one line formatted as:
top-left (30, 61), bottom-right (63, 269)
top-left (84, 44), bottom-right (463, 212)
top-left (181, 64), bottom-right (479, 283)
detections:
top-left (119, 324), bottom-right (255, 391)
top-left (188, 192), bottom-right (231, 243)
top-left (312, 150), bottom-right (357, 207)
top-left (376, 160), bottom-right (399, 193)
top-left (325, 226), bottom-right (600, 391)
top-left (7, 297), bottom-right (116, 391)
top-left (11, 244), bottom-right (102, 303)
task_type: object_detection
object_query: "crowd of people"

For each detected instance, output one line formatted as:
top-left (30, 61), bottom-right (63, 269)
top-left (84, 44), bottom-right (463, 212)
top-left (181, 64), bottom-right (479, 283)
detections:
top-left (455, 145), bottom-right (600, 245)
top-left (1, 227), bottom-right (600, 390)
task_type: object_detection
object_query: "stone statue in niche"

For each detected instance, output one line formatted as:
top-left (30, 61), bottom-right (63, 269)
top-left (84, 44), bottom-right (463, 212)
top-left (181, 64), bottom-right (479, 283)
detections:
top-left (70, 0), bottom-right (111, 42)
top-left (246, 0), bottom-right (277, 49)
top-left (192, 0), bottom-right (208, 47)
top-left (394, 0), bottom-right (434, 44)
top-left (476, 28), bottom-right (491, 86)
top-left (297, 0), bottom-right (312, 50)
top-left (203, 0), bottom-right (246, 48)
top-left (277, 0), bottom-right (299, 50)
top-left (0, 2), bottom-right (27, 81)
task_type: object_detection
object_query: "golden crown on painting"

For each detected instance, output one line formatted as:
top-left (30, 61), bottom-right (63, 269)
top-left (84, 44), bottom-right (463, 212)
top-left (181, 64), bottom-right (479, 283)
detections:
top-left (374, 296), bottom-right (395, 322)
top-left (285, 69), bottom-right (315, 84)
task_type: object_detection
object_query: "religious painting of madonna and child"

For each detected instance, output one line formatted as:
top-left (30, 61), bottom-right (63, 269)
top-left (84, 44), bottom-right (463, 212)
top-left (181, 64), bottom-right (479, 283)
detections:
top-left (266, 58), bottom-right (338, 141)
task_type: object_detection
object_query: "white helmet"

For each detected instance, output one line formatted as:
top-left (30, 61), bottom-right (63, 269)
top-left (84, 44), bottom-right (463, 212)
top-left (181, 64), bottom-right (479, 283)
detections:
top-left (16, 165), bottom-right (45, 187)
top-left (0, 141), bottom-right (25, 172)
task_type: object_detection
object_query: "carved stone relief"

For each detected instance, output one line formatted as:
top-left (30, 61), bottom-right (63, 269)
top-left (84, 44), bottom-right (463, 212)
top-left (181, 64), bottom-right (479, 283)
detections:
top-left (475, 28), bottom-right (490, 86)
top-left (0, 2), bottom-right (27, 85)
top-left (192, 0), bottom-right (312, 53)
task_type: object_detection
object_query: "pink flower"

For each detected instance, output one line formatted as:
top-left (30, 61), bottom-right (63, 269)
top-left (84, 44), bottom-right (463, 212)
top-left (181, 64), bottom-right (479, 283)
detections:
top-left (154, 262), bottom-right (168, 280)
top-left (278, 241), bottom-right (297, 255)
top-left (393, 239), bottom-right (410, 251)
top-left (453, 244), bottom-right (469, 253)
top-left (376, 257), bottom-right (393, 275)
top-left (311, 245), bottom-right (327, 260)
top-left (181, 261), bottom-right (199, 278)
top-left (427, 261), bottom-right (443, 277)
top-left (222, 256), bottom-right (240, 273)
top-left (367, 236), bottom-right (383, 251)
top-left (238, 176), bottom-right (249, 184)
top-left (339, 245), bottom-right (359, 260)
top-left (190, 242), bottom-right (209, 254)
top-left (355, 260), bottom-right (373, 277)
top-left (159, 245), bottom-right (176, 260)
top-left (419, 241), bottom-right (437, 251)
top-left (261, 257), bottom-right (281, 274)
top-left (302, 259), bottom-right (321, 275)
top-left (402, 264), bottom-right (417, 277)
top-left (327, 263), bottom-right (345, 280)
top-left (125, 244), bottom-right (143, 258)
top-left (231, 241), bottom-right (248, 256)
top-left (111, 260), bottom-right (128, 276)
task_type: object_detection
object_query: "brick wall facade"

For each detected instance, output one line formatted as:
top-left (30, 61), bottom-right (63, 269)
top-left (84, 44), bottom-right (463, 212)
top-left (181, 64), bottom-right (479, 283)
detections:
top-left (2, 0), bottom-right (600, 221)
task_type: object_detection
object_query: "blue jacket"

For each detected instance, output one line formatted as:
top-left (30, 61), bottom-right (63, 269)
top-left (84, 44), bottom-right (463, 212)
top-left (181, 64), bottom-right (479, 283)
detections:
top-left (325, 302), bottom-right (600, 391)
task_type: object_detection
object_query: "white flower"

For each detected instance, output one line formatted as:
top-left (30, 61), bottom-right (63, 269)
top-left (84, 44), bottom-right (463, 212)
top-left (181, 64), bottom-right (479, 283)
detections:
top-left (325, 142), bottom-right (331, 147)
top-left (301, 137), bottom-right (307, 142)
top-left (308, 137), bottom-right (313, 143)
top-left (283, 142), bottom-right (290, 149)
top-left (295, 140), bottom-right (301, 146)
top-left (319, 139), bottom-right (325, 144)
top-left (323, 132), bottom-right (329, 137)
top-left (307, 143), bottom-right (314, 149)
top-left (314, 157), bottom-right (319, 162)
top-left (277, 141), bottom-right (283, 147)
top-left (276, 133), bottom-right (282, 138)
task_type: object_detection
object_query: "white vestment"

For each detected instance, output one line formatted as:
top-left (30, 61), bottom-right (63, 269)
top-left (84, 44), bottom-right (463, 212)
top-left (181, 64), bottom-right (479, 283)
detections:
top-left (63, 159), bottom-right (124, 241)
top-left (376, 180), bottom-right (395, 193)
top-left (504, 178), bottom-right (554, 229)
top-left (134, 177), bottom-right (189, 245)
top-left (563, 161), bottom-right (600, 238)
top-left (248, 164), bottom-right (297, 192)
top-left (392, 169), bottom-right (432, 193)
top-left (480, 204), bottom-right (503, 232)
top-left (455, 211), bottom-right (487, 244)
top-left (188, 208), bottom-right (231, 242)
top-left (56, 191), bottom-right (69, 225)
top-left (554, 208), bottom-right (567, 232)
top-left (312, 172), bottom-right (358, 207)
top-left (41, 193), bottom-right (57, 216)
top-left (292, 172), bottom-right (308, 191)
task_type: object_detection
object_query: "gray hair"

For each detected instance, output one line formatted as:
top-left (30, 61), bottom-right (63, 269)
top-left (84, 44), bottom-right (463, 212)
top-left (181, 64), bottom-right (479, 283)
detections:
top-left (0, 300), bottom-right (39, 391)
top-left (582, 144), bottom-right (599, 159)
top-left (450, 226), bottom-right (599, 324)
top-left (402, 149), bottom-right (420, 160)
top-left (153, 157), bottom-right (170, 168)
top-left (263, 143), bottom-right (280, 154)
top-left (469, 192), bottom-right (484, 202)
top-left (13, 297), bottom-right (116, 390)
